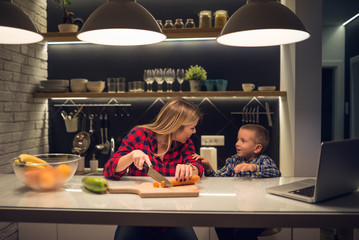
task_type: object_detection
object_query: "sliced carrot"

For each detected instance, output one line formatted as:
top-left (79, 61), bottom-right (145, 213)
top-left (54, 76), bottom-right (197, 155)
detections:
top-left (153, 182), bottom-right (160, 188)
top-left (169, 174), bottom-right (200, 186)
top-left (160, 181), bottom-right (166, 188)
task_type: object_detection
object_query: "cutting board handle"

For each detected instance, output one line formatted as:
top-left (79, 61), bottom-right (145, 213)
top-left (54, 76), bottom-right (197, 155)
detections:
top-left (108, 186), bottom-right (141, 195)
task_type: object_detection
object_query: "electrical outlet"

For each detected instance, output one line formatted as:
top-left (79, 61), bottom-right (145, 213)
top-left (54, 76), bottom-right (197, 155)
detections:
top-left (201, 135), bottom-right (225, 146)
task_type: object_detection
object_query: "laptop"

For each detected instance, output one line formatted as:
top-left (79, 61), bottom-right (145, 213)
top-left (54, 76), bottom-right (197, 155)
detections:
top-left (266, 138), bottom-right (359, 203)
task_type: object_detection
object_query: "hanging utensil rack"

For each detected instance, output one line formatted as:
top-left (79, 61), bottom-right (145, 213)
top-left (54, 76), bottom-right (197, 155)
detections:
top-left (230, 97), bottom-right (274, 126)
top-left (52, 98), bottom-right (131, 107)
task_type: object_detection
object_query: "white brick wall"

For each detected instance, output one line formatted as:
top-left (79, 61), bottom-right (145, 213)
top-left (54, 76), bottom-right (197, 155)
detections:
top-left (0, 1), bottom-right (47, 239)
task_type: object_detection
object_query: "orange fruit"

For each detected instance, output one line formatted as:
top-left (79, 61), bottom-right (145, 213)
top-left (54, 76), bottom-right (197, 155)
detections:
top-left (38, 169), bottom-right (56, 190)
top-left (56, 164), bottom-right (72, 178)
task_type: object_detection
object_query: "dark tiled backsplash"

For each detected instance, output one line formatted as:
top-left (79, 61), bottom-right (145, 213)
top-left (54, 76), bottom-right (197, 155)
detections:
top-left (49, 97), bottom-right (279, 169)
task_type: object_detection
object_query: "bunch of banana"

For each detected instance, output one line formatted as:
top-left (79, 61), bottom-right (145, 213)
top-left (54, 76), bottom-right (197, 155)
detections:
top-left (14, 154), bottom-right (49, 170)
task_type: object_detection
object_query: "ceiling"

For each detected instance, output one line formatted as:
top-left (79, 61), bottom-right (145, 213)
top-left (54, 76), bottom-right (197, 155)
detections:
top-left (323, 0), bottom-right (359, 26)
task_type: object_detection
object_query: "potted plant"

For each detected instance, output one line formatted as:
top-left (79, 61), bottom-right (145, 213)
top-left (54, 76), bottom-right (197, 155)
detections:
top-left (185, 65), bottom-right (207, 91)
top-left (54, 0), bottom-right (78, 32)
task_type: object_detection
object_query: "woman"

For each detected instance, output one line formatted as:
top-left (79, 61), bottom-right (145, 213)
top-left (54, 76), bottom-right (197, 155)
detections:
top-left (104, 97), bottom-right (204, 240)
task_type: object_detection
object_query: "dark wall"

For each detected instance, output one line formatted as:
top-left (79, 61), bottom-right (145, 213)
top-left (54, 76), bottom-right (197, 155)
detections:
top-left (48, 41), bottom-right (280, 91)
top-left (47, 0), bottom-right (246, 32)
top-left (344, 17), bottom-right (359, 137)
top-left (49, 98), bottom-right (280, 169)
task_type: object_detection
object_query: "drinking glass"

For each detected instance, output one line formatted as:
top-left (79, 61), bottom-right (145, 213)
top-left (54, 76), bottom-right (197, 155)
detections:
top-left (176, 69), bottom-right (185, 92)
top-left (154, 68), bottom-right (164, 92)
top-left (143, 69), bottom-right (155, 92)
top-left (163, 68), bottom-right (175, 92)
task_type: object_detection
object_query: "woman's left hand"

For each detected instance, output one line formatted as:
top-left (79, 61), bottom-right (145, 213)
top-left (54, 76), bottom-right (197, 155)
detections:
top-left (175, 164), bottom-right (194, 182)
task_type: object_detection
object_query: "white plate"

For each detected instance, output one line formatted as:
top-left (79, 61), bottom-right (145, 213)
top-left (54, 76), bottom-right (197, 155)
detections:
top-left (258, 86), bottom-right (276, 91)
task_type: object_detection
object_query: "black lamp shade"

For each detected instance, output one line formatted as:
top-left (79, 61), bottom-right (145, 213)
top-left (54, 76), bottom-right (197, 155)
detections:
top-left (77, 0), bottom-right (166, 46)
top-left (217, 0), bottom-right (310, 47)
top-left (0, 0), bottom-right (43, 44)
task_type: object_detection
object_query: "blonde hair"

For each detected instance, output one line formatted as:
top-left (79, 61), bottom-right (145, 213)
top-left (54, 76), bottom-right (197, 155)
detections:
top-left (240, 124), bottom-right (269, 152)
top-left (139, 98), bottom-right (202, 153)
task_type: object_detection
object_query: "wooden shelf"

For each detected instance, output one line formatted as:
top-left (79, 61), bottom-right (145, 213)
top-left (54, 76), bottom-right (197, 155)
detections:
top-left (33, 91), bottom-right (286, 99)
top-left (41, 28), bottom-right (223, 42)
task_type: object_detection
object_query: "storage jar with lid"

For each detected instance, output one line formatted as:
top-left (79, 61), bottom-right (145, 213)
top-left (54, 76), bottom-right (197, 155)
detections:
top-left (163, 20), bottom-right (174, 29)
top-left (198, 10), bottom-right (212, 28)
top-left (185, 19), bottom-right (196, 28)
top-left (156, 20), bottom-right (163, 29)
top-left (214, 10), bottom-right (228, 28)
top-left (174, 19), bottom-right (184, 29)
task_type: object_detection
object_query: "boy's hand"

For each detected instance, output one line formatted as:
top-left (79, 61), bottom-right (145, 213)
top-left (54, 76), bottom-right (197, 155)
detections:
top-left (193, 153), bottom-right (212, 172)
top-left (234, 163), bottom-right (257, 173)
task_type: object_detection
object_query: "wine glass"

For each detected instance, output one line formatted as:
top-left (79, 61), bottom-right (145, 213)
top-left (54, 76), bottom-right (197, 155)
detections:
top-left (154, 68), bottom-right (164, 92)
top-left (176, 69), bottom-right (185, 92)
top-left (143, 69), bottom-right (154, 92)
top-left (163, 68), bottom-right (175, 92)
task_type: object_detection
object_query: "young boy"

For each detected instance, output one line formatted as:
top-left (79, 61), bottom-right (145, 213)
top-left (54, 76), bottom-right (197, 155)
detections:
top-left (193, 124), bottom-right (281, 240)
top-left (194, 124), bottom-right (281, 178)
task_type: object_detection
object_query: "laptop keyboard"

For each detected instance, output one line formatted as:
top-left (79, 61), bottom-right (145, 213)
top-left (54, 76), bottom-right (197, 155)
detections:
top-left (289, 186), bottom-right (315, 197)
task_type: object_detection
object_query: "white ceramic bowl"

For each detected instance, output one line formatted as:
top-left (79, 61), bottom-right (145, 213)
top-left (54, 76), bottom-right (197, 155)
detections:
top-left (71, 78), bottom-right (88, 92)
top-left (258, 86), bottom-right (276, 91)
top-left (87, 81), bottom-right (105, 92)
top-left (41, 79), bottom-right (69, 87)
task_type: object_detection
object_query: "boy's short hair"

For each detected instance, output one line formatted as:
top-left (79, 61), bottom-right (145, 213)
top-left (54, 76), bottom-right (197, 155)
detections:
top-left (240, 124), bottom-right (270, 152)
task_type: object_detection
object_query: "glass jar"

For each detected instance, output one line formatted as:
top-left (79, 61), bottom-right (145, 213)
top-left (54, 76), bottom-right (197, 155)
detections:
top-left (163, 20), bottom-right (174, 29)
top-left (185, 19), bottom-right (196, 28)
top-left (214, 10), bottom-right (228, 28)
top-left (174, 19), bottom-right (184, 29)
top-left (198, 10), bottom-right (212, 28)
top-left (156, 20), bottom-right (163, 29)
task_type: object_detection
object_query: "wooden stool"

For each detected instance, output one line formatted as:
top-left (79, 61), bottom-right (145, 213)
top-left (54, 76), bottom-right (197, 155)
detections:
top-left (259, 227), bottom-right (282, 237)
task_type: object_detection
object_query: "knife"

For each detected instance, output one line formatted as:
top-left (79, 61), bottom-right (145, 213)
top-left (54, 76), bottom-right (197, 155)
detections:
top-left (143, 162), bottom-right (174, 187)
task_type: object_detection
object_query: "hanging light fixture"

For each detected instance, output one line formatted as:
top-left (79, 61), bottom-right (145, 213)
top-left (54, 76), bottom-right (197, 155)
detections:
top-left (0, 0), bottom-right (43, 44)
top-left (77, 0), bottom-right (166, 46)
top-left (217, 0), bottom-right (310, 47)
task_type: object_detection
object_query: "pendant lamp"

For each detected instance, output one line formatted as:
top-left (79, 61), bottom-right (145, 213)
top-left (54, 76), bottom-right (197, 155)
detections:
top-left (0, 0), bottom-right (43, 44)
top-left (217, 0), bottom-right (310, 47)
top-left (77, 0), bottom-right (166, 46)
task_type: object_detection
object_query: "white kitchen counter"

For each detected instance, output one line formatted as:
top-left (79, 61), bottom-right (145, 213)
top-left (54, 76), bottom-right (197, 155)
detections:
top-left (1, 174), bottom-right (358, 228)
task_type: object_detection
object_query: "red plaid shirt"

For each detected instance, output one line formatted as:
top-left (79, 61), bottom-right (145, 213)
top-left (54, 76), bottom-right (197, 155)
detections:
top-left (104, 127), bottom-right (204, 179)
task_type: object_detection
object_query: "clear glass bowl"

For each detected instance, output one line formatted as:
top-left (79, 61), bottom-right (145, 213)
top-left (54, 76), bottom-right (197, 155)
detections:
top-left (11, 153), bottom-right (80, 191)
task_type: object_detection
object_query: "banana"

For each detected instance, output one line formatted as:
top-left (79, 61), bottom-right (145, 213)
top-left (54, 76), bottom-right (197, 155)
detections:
top-left (24, 162), bottom-right (47, 170)
top-left (18, 154), bottom-right (48, 164)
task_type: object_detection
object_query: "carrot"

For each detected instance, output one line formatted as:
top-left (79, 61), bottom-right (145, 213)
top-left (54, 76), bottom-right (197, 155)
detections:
top-left (169, 174), bottom-right (200, 186)
top-left (160, 181), bottom-right (166, 188)
top-left (153, 182), bottom-right (160, 188)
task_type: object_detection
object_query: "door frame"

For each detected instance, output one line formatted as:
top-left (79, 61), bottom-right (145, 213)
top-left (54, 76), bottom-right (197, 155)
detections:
top-left (322, 60), bottom-right (345, 140)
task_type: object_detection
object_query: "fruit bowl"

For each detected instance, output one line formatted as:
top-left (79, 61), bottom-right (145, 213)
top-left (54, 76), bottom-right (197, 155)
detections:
top-left (11, 153), bottom-right (80, 191)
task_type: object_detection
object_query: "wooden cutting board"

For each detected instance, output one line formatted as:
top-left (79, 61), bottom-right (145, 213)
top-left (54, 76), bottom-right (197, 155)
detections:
top-left (108, 182), bottom-right (199, 198)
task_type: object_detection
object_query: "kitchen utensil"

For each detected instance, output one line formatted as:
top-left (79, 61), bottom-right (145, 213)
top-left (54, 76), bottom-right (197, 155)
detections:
top-left (108, 182), bottom-right (198, 198)
top-left (265, 102), bottom-right (273, 127)
top-left (72, 116), bottom-right (91, 155)
top-left (110, 137), bottom-right (115, 156)
top-left (61, 110), bottom-right (68, 120)
top-left (73, 106), bottom-right (83, 119)
top-left (256, 105), bottom-right (260, 123)
top-left (143, 162), bottom-right (173, 187)
top-left (102, 113), bottom-right (110, 154)
top-left (95, 114), bottom-right (105, 150)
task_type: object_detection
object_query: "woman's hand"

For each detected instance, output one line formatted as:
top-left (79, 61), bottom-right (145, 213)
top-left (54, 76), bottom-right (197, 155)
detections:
top-left (131, 150), bottom-right (152, 170)
top-left (175, 163), bottom-right (199, 182)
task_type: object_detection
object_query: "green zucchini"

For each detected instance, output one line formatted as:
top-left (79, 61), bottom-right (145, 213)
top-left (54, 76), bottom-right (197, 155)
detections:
top-left (82, 176), bottom-right (109, 193)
